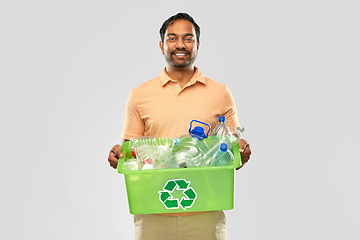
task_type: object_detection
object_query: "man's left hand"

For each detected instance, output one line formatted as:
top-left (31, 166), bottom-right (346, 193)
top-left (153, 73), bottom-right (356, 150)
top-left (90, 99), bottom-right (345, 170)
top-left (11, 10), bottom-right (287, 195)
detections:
top-left (237, 138), bottom-right (251, 170)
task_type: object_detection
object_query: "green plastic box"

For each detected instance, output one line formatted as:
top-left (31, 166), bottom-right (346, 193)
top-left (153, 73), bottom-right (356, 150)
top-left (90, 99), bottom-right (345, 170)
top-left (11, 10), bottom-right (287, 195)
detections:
top-left (117, 138), bottom-right (242, 215)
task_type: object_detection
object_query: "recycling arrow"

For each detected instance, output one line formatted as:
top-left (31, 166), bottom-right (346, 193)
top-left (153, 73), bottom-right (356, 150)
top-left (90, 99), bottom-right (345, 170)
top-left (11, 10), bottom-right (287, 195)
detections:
top-left (158, 179), bottom-right (197, 210)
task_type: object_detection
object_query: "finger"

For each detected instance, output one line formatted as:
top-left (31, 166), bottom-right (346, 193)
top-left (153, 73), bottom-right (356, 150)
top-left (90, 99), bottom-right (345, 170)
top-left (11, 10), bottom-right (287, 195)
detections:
top-left (240, 144), bottom-right (249, 153)
top-left (110, 145), bottom-right (123, 159)
top-left (108, 145), bottom-right (122, 169)
top-left (108, 155), bottom-right (119, 168)
top-left (240, 144), bottom-right (251, 165)
top-left (239, 139), bottom-right (249, 153)
top-left (110, 149), bottom-right (121, 159)
top-left (109, 160), bottom-right (118, 169)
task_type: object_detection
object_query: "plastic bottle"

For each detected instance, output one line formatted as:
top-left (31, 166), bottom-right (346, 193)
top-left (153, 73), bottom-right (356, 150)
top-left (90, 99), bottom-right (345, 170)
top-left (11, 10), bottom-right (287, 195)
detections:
top-left (152, 144), bottom-right (169, 168)
top-left (210, 143), bottom-right (235, 166)
top-left (122, 159), bottom-right (139, 171)
top-left (170, 121), bottom-right (210, 163)
top-left (205, 116), bottom-right (234, 160)
top-left (133, 144), bottom-right (154, 170)
top-left (142, 158), bottom-right (154, 170)
top-left (160, 146), bottom-right (201, 169)
top-left (186, 146), bottom-right (204, 167)
top-left (211, 116), bottom-right (233, 142)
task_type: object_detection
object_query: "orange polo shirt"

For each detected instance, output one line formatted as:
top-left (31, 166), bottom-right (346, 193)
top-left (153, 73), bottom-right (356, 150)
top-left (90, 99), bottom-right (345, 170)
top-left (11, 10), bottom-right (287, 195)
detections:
top-left (122, 67), bottom-right (239, 139)
top-left (122, 67), bottom-right (239, 216)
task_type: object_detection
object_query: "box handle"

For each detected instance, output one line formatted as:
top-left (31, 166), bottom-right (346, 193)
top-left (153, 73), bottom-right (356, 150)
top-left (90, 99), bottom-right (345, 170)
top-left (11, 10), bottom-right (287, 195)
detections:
top-left (116, 141), bottom-right (132, 174)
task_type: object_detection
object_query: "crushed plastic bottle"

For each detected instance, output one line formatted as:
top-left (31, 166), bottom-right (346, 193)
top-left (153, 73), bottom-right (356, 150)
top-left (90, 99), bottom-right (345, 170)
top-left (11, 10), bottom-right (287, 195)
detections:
top-left (170, 120), bottom-right (210, 164)
top-left (133, 144), bottom-right (154, 170)
top-left (159, 146), bottom-right (202, 169)
top-left (153, 145), bottom-right (169, 168)
top-left (122, 158), bottom-right (139, 171)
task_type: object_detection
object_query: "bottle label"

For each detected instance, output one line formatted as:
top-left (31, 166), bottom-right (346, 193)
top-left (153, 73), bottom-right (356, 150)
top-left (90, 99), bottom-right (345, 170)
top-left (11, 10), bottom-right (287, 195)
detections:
top-left (142, 157), bottom-right (154, 166)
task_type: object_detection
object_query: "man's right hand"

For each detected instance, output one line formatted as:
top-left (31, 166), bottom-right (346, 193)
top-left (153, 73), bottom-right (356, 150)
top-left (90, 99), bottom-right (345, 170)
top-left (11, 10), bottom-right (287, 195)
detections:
top-left (108, 144), bottom-right (123, 169)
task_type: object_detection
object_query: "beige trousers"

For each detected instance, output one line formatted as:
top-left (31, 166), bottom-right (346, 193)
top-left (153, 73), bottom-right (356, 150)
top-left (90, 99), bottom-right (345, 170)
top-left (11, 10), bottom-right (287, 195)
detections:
top-left (134, 211), bottom-right (227, 240)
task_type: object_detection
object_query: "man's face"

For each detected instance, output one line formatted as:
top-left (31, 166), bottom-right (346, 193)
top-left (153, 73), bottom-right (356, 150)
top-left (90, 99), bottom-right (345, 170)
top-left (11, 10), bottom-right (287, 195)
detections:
top-left (160, 19), bottom-right (199, 68)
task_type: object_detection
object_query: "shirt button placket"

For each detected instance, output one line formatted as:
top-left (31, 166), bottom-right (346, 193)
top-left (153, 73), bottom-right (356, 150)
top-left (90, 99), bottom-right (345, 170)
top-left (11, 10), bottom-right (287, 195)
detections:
top-left (175, 83), bottom-right (181, 96)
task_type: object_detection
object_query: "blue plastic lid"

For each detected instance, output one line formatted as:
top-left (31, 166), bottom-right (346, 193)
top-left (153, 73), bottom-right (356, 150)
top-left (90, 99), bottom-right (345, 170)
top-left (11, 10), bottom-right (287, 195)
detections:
top-left (220, 143), bottom-right (228, 152)
top-left (218, 116), bottom-right (225, 123)
top-left (189, 126), bottom-right (206, 140)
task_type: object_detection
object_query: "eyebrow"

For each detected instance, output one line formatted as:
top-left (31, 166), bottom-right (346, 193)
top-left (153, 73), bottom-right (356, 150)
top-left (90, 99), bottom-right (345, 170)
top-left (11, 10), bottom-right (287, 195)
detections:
top-left (167, 33), bottom-right (194, 37)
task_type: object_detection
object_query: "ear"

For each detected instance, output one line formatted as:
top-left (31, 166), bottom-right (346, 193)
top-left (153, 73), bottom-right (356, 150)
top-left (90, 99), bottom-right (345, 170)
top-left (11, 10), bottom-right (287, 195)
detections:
top-left (197, 41), bottom-right (200, 50)
top-left (159, 41), bottom-right (164, 55)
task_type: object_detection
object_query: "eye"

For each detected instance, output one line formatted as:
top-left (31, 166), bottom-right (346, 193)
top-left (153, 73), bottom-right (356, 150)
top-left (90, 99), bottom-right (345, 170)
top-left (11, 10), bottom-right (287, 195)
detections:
top-left (185, 38), bottom-right (194, 42)
top-left (167, 37), bottom-right (176, 42)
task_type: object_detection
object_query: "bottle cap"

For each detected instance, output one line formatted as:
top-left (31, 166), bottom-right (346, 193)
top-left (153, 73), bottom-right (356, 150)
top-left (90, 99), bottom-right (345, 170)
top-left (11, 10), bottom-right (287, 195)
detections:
top-left (218, 116), bottom-right (225, 123)
top-left (189, 146), bottom-right (198, 156)
top-left (189, 126), bottom-right (206, 140)
top-left (174, 138), bottom-right (180, 145)
top-left (143, 164), bottom-right (153, 170)
top-left (220, 143), bottom-right (228, 152)
top-left (157, 145), bottom-right (167, 153)
top-left (179, 162), bottom-right (187, 168)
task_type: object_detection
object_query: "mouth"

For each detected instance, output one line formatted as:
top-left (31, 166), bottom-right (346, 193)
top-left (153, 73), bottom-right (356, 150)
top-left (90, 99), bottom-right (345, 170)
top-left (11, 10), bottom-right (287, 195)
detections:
top-left (172, 52), bottom-right (188, 58)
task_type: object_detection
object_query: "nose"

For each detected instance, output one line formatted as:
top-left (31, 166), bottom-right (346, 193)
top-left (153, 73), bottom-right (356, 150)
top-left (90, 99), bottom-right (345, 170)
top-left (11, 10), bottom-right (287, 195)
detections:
top-left (176, 38), bottom-right (185, 49)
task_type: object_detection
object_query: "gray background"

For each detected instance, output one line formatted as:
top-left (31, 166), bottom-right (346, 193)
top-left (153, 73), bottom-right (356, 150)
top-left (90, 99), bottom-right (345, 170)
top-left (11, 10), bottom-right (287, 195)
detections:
top-left (1, 0), bottom-right (359, 239)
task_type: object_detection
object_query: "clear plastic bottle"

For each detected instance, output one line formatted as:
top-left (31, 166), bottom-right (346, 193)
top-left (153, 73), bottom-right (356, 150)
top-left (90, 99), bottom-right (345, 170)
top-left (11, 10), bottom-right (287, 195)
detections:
top-left (170, 123), bottom-right (210, 163)
top-left (211, 116), bottom-right (233, 143)
top-left (186, 146), bottom-right (203, 167)
top-left (153, 144), bottom-right (169, 168)
top-left (122, 158), bottom-right (139, 171)
top-left (207, 116), bottom-right (235, 158)
top-left (158, 146), bottom-right (201, 169)
top-left (161, 149), bottom-right (191, 168)
top-left (210, 143), bottom-right (235, 166)
top-left (133, 144), bottom-right (154, 170)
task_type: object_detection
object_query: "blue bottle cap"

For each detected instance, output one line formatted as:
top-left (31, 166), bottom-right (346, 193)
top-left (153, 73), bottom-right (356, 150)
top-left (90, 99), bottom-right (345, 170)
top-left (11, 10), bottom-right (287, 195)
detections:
top-left (189, 126), bottom-right (206, 140)
top-left (220, 143), bottom-right (228, 152)
top-left (218, 116), bottom-right (225, 123)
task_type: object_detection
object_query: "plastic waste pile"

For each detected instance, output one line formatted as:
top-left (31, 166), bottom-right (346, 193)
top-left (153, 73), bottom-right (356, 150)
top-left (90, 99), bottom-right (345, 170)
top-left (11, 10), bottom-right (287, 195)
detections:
top-left (122, 118), bottom-right (241, 170)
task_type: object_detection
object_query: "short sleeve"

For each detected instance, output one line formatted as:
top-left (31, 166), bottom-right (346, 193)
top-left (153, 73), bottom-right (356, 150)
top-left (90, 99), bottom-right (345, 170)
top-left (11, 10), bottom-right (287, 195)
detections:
top-left (121, 89), bottom-right (145, 140)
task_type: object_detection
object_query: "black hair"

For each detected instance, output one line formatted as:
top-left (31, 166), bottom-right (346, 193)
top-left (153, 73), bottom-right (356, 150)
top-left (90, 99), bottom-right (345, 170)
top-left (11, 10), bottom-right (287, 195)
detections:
top-left (159, 13), bottom-right (200, 44)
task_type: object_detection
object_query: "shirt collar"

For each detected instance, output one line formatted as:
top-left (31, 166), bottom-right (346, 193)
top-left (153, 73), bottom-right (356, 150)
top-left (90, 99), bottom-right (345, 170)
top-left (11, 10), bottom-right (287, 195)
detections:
top-left (159, 66), bottom-right (206, 86)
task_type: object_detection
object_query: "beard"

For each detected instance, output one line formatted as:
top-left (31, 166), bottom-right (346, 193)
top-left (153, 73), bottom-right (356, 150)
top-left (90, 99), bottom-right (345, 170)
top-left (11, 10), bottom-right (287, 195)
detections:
top-left (164, 51), bottom-right (197, 68)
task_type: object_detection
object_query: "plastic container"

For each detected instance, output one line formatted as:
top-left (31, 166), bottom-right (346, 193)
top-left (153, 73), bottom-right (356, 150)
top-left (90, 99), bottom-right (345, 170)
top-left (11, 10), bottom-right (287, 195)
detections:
top-left (117, 137), bottom-right (242, 215)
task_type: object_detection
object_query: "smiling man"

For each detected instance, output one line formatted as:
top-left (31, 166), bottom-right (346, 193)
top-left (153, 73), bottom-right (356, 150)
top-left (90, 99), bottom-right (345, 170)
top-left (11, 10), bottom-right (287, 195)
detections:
top-left (160, 18), bottom-right (199, 71)
top-left (108, 13), bottom-right (251, 240)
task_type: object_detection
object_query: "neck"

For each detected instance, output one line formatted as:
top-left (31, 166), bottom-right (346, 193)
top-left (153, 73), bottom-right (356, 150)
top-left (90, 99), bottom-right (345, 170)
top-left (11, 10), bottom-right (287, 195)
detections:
top-left (165, 64), bottom-right (196, 88)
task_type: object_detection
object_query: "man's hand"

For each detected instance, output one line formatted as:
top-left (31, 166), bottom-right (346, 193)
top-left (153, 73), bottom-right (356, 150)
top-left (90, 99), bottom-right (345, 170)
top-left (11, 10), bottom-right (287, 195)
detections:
top-left (237, 138), bottom-right (251, 170)
top-left (108, 144), bottom-right (123, 169)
